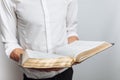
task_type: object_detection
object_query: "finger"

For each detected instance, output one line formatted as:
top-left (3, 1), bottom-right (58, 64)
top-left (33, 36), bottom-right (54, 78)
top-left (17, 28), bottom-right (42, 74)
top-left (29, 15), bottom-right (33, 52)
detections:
top-left (13, 54), bottom-right (19, 61)
top-left (10, 53), bottom-right (17, 61)
top-left (29, 68), bottom-right (63, 72)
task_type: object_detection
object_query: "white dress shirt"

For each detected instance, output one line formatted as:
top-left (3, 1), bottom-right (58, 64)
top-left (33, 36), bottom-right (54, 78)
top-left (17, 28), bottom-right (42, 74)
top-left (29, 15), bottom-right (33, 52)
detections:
top-left (0, 0), bottom-right (79, 79)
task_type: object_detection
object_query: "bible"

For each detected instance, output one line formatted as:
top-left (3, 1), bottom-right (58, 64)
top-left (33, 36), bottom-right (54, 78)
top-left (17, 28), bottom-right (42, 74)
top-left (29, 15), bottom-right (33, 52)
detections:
top-left (19, 40), bottom-right (113, 68)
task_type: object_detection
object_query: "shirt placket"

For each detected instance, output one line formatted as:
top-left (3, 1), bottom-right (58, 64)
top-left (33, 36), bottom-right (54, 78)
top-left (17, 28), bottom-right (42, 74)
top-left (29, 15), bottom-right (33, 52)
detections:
top-left (41, 0), bottom-right (52, 53)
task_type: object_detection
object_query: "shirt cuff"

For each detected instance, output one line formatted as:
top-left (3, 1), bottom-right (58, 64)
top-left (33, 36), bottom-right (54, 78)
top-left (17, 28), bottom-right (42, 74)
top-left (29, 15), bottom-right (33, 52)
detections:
top-left (67, 31), bottom-right (79, 39)
top-left (4, 42), bottom-right (23, 58)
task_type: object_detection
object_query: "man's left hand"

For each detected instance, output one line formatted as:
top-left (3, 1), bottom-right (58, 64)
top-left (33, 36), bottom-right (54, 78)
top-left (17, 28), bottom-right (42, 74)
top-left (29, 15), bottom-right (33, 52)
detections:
top-left (68, 36), bottom-right (79, 44)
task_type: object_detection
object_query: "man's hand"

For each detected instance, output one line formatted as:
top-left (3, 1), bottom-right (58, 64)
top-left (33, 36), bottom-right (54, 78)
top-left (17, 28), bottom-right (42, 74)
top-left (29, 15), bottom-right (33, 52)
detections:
top-left (10, 48), bottom-right (62, 71)
top-left (10, 48), bottom-right (25, 62)
top-left (68, 36), bottom-right (79, 44)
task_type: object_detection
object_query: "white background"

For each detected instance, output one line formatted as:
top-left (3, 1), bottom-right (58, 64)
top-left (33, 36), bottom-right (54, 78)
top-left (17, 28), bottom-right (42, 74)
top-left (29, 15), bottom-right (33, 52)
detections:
top-left (0, 0), bottom-right (120, 80)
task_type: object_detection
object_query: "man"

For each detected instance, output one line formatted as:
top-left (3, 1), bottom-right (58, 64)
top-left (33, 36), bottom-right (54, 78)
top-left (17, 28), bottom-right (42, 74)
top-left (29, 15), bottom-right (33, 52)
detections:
top-left (0, 0), bottom-right (79, 80)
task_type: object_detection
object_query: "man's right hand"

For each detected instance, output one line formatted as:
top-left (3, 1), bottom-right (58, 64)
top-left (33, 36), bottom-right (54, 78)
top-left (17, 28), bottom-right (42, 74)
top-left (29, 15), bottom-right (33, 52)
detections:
top-left (10, 49), bottom-right (64, 72)
top-left (10, 48), bottom-right (25, 62)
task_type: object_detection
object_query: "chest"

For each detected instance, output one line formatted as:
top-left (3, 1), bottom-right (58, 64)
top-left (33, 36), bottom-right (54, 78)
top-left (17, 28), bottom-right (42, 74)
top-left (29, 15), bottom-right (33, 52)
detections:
top-left (14, 0), bottom-right (70, 23)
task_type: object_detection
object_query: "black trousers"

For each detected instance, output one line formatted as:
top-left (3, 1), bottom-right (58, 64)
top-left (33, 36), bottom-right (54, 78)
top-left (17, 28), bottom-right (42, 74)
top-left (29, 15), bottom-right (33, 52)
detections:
top-left (23, 67), bottom-right (73, 80)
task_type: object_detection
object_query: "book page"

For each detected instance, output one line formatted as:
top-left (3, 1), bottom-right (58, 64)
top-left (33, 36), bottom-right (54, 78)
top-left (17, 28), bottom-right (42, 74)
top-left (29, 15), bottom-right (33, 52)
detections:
top-left (54, 41), bottom-right (108, 58)
top-left (25, 49), bottom-right (68, 59)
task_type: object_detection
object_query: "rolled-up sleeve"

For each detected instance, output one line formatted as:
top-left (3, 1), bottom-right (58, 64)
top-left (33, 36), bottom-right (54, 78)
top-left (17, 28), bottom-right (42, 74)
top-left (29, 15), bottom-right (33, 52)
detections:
top-left (0, 0), bottom-right (22, 58)
top-left (66, 0), bottom-right (79, 38)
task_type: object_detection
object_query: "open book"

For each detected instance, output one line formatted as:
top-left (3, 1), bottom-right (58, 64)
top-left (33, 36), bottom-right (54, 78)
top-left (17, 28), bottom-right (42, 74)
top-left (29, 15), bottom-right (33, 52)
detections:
top-left (19, 40), bottom-right (113, 68)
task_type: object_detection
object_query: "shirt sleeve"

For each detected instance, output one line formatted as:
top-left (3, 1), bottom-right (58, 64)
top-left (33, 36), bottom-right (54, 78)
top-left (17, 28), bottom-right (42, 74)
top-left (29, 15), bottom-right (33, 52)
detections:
top-left (0, 0), bottom-right (23, 58)
top-left (66, 0), bottom-right (79, 38)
